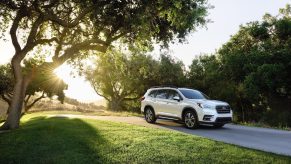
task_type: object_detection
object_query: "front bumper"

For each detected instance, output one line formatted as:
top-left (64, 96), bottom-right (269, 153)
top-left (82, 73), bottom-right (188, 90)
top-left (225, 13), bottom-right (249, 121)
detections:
top-left (199, 117), bottom-right (232, 124)
top-left (199, 108), bottom-right (233, 125)
top-left (214, 117), bottom-right (232, 123)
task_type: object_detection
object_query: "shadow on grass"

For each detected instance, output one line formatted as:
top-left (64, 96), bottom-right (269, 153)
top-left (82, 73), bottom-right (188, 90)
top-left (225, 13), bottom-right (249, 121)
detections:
top-left (155, 119), bottom-right (227, 129)
top-left (0, 116), bottom-right (112, 163)
top-left (152, 119), bottom-right (233, 136)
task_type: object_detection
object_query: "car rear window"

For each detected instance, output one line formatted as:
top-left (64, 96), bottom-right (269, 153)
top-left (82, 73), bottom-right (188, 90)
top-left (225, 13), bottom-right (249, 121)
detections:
top-left (148, 90), bottom-right (157, 97)
top-left (155, 89), bottom-right (168, 99)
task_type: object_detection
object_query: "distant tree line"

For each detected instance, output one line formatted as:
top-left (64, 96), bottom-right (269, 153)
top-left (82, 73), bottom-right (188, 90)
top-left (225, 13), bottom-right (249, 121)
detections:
top-left (85, 5), bottom-right (291, 127)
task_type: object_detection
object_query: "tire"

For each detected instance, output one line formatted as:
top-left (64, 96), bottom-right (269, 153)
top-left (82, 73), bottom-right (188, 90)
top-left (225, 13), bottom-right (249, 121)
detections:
top-left (183, 110), bottom-right (199, 129)
top-left (214, 123), bottom-right (224, 128)
top-left (144, 107), bottom-right (157, 123)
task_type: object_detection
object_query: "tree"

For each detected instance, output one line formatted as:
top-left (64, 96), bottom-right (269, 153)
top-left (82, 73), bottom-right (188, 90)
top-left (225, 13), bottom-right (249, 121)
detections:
top-left (85, 48), bottom-right (158, 111)
top-left (218, 4), bottom-right (291, 125)
top-left (0, 64), bottom-right (14, 107)
top-left (0, 0), bottom-right (209, 129)
top-left (157, 53), bottom-right (186, 86)
top-left (0, 63), bottom-right (67, 114)
top-left (187, 55), bottom-right (221, 93)
top-left (187, 55), bottom-right (240, 120)
top-left (86, 49), bottom-right (188, 112)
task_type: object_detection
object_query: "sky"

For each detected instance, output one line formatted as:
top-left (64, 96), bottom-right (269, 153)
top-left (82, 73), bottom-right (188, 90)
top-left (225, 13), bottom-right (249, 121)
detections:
top-left (0, 0), bottom-right (290, 102)
top-left (161, 0), bottom-right (291, 66)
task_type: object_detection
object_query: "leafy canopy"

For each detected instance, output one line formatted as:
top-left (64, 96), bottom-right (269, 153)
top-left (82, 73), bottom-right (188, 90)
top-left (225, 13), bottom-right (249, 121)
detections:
top-left (0, 0), bottom-right (209, 65)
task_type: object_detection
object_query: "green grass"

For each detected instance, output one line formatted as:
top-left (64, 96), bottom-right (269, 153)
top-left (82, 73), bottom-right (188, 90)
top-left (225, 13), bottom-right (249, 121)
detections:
top-left (234, 121), bottom-right (291, 131)
top-left (0, 113), bottom-right (290, 163)
top-left (27, 110), bottom-right (142, 117)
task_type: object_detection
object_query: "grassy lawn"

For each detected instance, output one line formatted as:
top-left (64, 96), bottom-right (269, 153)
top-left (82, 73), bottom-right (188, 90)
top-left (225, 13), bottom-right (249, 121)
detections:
top-left (234, 121), bottom-right (291, 131)
top-left (0, 113), bottom-right (290, 163)
top-left (0, 110), bottom-right (141, 125)
top-left (27, 110), bottom-right (142, 117)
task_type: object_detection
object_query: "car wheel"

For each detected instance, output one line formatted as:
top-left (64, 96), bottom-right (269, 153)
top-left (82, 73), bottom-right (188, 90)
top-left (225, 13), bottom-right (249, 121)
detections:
top-left (214, 123), bottom-right (224, 128)
top-left (144, 107), bottom-right (156, 123)
top-left (183, 110), bottom-right (199, 129)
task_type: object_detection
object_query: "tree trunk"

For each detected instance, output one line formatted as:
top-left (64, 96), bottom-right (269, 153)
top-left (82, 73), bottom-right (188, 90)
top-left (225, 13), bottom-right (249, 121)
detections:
top-left (0, 78), bottom-right (28, 130)
top-left (108, 98), bottom-right (123, 111)
top-left (239, 97), bottom-right (245, 122)
top-left (0, 54), bottom-right (31, 130)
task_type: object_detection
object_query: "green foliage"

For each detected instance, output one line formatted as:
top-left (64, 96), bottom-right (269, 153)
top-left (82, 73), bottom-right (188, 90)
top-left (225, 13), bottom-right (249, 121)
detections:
top-left (0, 62), bottom-right (67, 107)
top-left (83, 4), bottom-right (291, 127)
top-left (158, 53), bottom-right (186, 86)
top-left (187, 4), bottom-right (291, 126)
top-left (0, 0), bottom-right (209, 128)
top-left (28, 68), bottom-right (67, 103)
top-left (0, 114), bottom-right (290, 163)
top-left (85, 48), bottom-right (158, 111)
top-left (85, 48), bottom-right (187, 111)
top-left (0, 64), bottom-right (13, 95)
top-left (0, 0), bottom-right (209, 52)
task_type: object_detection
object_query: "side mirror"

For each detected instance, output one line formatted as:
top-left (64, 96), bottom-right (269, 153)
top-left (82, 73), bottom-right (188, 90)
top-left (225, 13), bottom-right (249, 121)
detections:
top-left (173, 96), bottom-right (181, 102)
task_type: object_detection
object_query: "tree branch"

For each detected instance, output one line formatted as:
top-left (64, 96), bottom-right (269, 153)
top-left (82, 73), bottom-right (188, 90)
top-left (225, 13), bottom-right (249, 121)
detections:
top-left (123, 97), bottom-right (139, 101)
top-left (0, 0), bottom-right (19, 10)
top-left (25, 92), bottom-right (45, 112)
top-left (1, 94), bottom-right (11, 106)
top-left (24, 95), bottom-right (31, 107)
top-left (111, 32), bottom-right (127, 42)
top-left (6, 93), bottom-right (13, 99)
top-left (45, 6), bottom-right (94, 28)
top-left (92, 85), bottom-right (110, 101)
top-left (34, 37), bottom-right (58, 46)
top-left (52, 28), bottom-right (68, 61)
top-left (26, 15), bottom-right (44, 45)
top-left (22, 15), bottom-right (46, 54)
top-left (42, 0), bottom-right (59, 9)
top-left (10, 8), bottom-right (24, 52)
top-left (56, 40), bottom-right (108, 65)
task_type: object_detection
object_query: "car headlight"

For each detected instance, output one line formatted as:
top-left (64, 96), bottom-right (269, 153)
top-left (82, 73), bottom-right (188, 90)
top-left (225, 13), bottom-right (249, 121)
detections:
top-left (197, 103), bottom-right (214, 109)
top-left (202, 104), bottom-right (213, 109)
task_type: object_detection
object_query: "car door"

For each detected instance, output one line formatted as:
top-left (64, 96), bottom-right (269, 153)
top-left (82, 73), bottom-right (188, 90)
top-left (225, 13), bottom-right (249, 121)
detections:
top-left (154, 89), bottom-right (169, 115)
top-left (146, 89), bottom-right (158, 109)
top-left (164, 89), bottom-right (184, 117)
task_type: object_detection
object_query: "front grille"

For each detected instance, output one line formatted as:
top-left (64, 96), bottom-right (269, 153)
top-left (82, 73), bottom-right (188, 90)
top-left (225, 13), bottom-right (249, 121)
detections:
top-left (216, 105), bottom-right (231, 114)
top-left (216, 117), bottom-right (232, 123)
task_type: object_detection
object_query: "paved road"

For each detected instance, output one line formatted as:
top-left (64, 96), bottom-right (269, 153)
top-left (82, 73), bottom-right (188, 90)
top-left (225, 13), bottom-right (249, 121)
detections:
top-left (49, 114), bottom-right (291, 156)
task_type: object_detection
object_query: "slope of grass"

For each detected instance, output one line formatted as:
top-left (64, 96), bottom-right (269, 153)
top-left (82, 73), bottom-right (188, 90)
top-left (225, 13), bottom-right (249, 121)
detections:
top-left (27, 110), bottom-right (142, 117)
top-left (0, 113), bottom-right (290, 163)
top-left (235, 121), bottom-right (291, 131)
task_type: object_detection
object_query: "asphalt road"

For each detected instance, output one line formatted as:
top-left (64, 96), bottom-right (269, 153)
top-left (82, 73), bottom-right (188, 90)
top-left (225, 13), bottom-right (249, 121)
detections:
top-left (50, 114), bottom-right (291, 156)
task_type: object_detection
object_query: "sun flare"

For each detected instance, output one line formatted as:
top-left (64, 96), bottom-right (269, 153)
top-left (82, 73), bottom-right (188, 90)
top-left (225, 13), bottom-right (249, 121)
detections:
top-left (54, 64), bottom-right (101, 102)
top-left (54, 64), bottom-right (73, 83)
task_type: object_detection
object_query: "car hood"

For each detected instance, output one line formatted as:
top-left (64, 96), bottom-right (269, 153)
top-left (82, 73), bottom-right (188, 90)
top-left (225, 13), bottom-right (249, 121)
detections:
top-left (189, 99), bottom-right (229, 108)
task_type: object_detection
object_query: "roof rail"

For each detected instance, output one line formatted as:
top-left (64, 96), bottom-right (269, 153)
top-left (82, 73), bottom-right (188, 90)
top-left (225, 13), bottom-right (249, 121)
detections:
top-left (150, 85), bottom-right (178, 89)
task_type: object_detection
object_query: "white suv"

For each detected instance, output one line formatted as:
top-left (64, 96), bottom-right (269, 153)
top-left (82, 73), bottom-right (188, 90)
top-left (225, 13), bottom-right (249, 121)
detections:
top-left (141, 87), bottom-right (233, 129)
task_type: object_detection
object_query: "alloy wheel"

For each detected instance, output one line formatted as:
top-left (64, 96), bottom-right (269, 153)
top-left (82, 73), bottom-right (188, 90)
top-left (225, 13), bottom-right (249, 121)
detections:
top-left (184, 112), bottom-right (196, 128)
top-left (145, 109), bottom-right (153, 122)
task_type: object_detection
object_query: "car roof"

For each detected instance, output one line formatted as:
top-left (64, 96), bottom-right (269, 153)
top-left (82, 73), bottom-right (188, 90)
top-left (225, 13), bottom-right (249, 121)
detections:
top-left (150, 86), bottom-right (178, 89)
top-left (148, 87), bottom-right (196, 90)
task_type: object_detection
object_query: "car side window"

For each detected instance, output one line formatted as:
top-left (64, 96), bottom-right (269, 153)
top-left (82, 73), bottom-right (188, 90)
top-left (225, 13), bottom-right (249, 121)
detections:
top-left (167, 90), bottom-right (181, 100)
top-left (155, 90), bottom-right (167, 99)
top-left (148, 90), bottom-right (157, 98)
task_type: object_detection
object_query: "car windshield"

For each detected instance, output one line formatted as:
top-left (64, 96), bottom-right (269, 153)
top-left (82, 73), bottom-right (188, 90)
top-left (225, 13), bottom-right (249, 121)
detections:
top-left (179, 89), bottom-right (209, 99)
